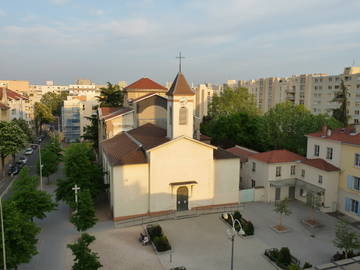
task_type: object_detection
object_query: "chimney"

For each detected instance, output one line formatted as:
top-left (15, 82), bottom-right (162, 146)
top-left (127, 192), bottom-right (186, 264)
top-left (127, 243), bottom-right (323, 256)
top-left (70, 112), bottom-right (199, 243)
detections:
top-left (1, 88), bottom-right (8, 104)
top-left (321, 125), bottom-right (328, 137)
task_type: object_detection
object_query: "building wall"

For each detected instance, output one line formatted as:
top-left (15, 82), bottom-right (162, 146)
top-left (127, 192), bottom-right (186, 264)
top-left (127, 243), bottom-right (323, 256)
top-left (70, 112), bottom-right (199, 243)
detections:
top-left (149, 138), bottom-right (214, 212)
top-left (105, 112), bottom-right (135, 139)
top-left (127, 90), bottom-right (167, 100)
top-left (214, 159), bottom-right (240, 205)
top-left (0, 80), bottom-right (30, 93)
top-left (306, 136), bottom-right (342, 167)
top-left (338, 143), bottom-right (360, 220)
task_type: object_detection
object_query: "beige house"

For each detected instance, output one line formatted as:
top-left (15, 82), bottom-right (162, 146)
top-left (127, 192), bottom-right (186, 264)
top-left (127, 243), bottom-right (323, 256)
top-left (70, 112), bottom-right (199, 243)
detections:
top-left (101, 72), bottom-right (240, 221)
top-left (0, 87), bottom-right (30, 122)
top-left (307, 126), bottom-right (360, 220)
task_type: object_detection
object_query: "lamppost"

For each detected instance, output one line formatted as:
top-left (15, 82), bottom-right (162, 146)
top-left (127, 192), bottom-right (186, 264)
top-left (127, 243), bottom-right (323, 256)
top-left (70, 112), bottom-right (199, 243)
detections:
top-left (31, 144), bottom-right (43, 191)
top-left (222, 213), bottom-right (245, 270)
top-left (0, 197), bottom-right (6, 270)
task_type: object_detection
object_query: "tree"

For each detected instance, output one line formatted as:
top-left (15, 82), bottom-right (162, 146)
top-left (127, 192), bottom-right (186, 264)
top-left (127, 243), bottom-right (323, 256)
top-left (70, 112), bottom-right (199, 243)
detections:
top-left (71, 189), bottom-right (97, 232)
top-left (332, 80), bottom-right (349, 126)
top-left (333, 221), bottom-right (360, 258)
top-left (67, 233), bottom-right (102, 270)
top-left (0, 201), bottom-right (40, 270)
top-left (200, 112), bottom-right (263, 150)
top-left (82, 114), bottom-right (99, 150)
top-left (38, 147), bottom-right (59, 184)
top-left (274, 198), bottom-right (292, 227)
top-left (0, 121), bottom-right (27, 176)
top-left (34, 102), bottom-right (55, 135)
top-left (12, 118), bottom-right (33, 142)
top-left (10, 168), bottom-right (57, 221)
top-left (47, 135), bottom-right (63, 162)
top-left (55, 143), bottom-right (104, 206)
top-left (40, 91), bottom-right (68, 116)
top-left (97, 82), bottom-right (124, 108)
top-left (208, 86), bottom-right (258, 117)
top-left (260, 102), bottom-right (342, 155)
top-left (306, 192), bottom-right (322, 223)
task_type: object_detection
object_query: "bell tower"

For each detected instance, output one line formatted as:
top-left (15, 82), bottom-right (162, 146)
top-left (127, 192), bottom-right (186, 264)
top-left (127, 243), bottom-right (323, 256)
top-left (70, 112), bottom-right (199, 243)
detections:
top-left (166, 72), bottom-right (195, 139)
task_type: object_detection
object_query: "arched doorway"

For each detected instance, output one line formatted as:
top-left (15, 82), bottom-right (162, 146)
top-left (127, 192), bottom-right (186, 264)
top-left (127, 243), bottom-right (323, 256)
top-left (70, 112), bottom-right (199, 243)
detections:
top-left (177, 186), bottom-right (188, 211)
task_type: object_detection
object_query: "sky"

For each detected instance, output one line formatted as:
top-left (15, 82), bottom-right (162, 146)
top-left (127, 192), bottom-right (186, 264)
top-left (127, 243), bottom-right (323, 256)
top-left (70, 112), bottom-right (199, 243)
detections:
top-left (0, 0), bottom-right (360, 85)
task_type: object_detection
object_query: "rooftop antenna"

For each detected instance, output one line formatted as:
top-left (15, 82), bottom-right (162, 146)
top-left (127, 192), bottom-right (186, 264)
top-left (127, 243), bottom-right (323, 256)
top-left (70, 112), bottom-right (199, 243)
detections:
top-left (176, 52), bottom-right (185, 73)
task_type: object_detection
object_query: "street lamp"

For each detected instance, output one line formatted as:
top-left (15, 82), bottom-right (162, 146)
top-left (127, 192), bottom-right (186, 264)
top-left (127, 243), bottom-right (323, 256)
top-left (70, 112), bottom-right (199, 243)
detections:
top-left (31, 144), bottom-right (43, 191)
top-left (0, 197), bottom-right (6, 270)
top-left (222, 213), bottom-right (245, 270)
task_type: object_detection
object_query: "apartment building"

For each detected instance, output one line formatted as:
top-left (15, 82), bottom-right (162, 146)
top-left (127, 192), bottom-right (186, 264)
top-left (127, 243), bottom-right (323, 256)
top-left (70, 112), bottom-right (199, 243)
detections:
top-left (234, 67), bottom-right (360, 120)
top-left (194, 83), bottom-right (214, 120)
top-left (0, 87), bottom-right (31, 122)
top-left (61, 95), bottom-right (98, 143)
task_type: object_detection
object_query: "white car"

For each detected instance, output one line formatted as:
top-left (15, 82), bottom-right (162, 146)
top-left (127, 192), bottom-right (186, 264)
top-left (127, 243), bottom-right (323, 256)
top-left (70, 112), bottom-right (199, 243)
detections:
top-left (19, 156), bottom-right (28, 164)
top-left (24, 148), bottom-right (34, 155)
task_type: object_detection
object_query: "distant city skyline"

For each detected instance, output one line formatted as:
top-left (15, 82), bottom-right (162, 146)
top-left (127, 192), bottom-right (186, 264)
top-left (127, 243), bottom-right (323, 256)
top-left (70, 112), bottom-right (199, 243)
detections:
top-left (0, 0), bottom-right (359, 85)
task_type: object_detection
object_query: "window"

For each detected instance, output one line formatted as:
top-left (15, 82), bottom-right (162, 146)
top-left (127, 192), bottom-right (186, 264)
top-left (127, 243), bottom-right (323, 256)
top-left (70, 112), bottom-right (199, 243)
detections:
top-left (345, 198), bottom-right (359, 215)
top-left (347, 175), bottom-right (360, 191)
top-left (276, 166), bottom-right (281, 177)
top-left (356, 110), bottom-right (360, 115)
top-left (299, 188), bottom-right (304, 196)
top-left (314, 145), bottom-right (320, 157)
top-left (354, 177), bottom-right (360, 191)
top-left (355, 153), bottom-right (360, 167)
top-left (301, 169), bottom-right (305, 177)
top-left (240, 162), bottom-right (243, 169)
top-left (252, 162), bottom-right (256, 172)
top-left (179, 107), bottom-right (187, 125)
top-left (251, 180), bottom-right (256, 188)
top-left (318, 175), bottom-right (323, 184)
top-left (290, 165), bottom-right (296, 175)
top-left (326, 147), bottom-right (333, 160)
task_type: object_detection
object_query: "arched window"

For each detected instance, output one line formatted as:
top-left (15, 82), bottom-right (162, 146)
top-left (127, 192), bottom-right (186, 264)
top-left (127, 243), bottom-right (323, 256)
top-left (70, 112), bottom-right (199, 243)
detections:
top-left (179, 107), bottom-right (187, 125)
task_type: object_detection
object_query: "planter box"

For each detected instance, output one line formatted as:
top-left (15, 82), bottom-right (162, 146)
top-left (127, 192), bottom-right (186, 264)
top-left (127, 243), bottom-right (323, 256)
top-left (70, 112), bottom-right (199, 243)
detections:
top-left (219, 217), bottom-right (254, 238)
top-left (145, 224), bottom-right (172, 254)
top-left (301, 219), bottom-right (321, 229)
top-left (264, 249), bottom-right (300, 270)
top-left (270, 225), bottom-right (290, 233)
top-left (262, 254), bottom-right (283, 270)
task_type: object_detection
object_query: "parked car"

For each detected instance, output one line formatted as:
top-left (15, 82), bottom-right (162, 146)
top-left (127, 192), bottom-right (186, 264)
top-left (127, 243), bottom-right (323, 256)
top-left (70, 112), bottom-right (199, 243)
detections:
top-left (19, 156), bottom-right (28, 164)
top-left (16, 161), bottom-right (24, 168)
top-left (8, 165), bottom-right (20, 176)
top-left (24, 148), bottom-right (34, 155)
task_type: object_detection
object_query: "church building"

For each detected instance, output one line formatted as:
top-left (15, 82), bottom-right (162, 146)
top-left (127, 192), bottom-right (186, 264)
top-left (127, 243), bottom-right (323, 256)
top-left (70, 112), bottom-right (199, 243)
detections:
top-left (101, 72), bottom-right (240, 221)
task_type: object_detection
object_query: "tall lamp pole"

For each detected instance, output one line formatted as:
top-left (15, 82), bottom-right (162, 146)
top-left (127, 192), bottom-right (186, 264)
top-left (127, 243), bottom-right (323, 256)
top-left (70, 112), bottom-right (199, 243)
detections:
top-left (0, 198), bottom-right (7, 270)
top-left (222, 213), bottom-right (245, 270)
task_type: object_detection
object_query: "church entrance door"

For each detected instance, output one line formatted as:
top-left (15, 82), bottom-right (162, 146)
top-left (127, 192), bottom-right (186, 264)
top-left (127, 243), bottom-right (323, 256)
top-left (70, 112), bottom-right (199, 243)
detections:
top-left (177, 186), bottom-right (188, 211)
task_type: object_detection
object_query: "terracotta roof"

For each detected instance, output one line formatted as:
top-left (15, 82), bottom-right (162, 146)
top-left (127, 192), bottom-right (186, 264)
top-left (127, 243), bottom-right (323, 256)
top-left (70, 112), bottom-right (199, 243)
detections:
top-left (101, 123), bottom-right (169, 165)
top-left (213, 148), bottom-right (239, 160)
top-left (99, 107), bottom-right (121, 117)
top-left (127, 123), bottom-right (169, 150)
top-left (226, 146), bottom-right (258, 162)
top-left (74, 96), bottom-right (87, 102)
top-left (166, 72), bottom-right (195, 96)
top-left (102, 107), bottom-right (133, 121)
top-left (307, 127), bottom-right (360, 145)
top-left (125, 78), bottom-right (167, 91)
top-left (302, 158), bottom-right (340, 172)
top-left (200, 134), bottom-right (211, 141)
top-left (131, 93), bottom-right (167, 103)
top-left (0, 88), bottom-right (28, 100)
top-left (0, 102), bottom-right (9, 110)
top-left (250, 149), bottom-right (305, 164)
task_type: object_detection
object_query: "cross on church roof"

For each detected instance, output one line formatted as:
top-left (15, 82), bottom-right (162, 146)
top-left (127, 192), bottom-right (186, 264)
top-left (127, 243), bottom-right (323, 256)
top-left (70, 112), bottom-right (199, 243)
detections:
top-left (176, 52), bottom-right (185, 72)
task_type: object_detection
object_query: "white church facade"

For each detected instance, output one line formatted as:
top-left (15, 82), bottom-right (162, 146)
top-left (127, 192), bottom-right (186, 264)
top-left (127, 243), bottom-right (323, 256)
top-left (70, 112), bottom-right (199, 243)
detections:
top-left (101, 72), bottom-right (240, 221)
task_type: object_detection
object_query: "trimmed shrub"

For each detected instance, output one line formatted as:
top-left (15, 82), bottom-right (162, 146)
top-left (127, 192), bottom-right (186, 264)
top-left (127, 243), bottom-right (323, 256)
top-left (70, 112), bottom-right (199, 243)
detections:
top-left (153, 236), bottom-right (171, 252)
top-left (233, 211), bottom-right (242, 221)
top-left (278, 247), bottom-right (292, 266)
top-left (243, 221), bottom-right (254, 236)
top-left (303, 262), bottom-right (312, 269)
top-left (147, 224), bottom-right (163, 240)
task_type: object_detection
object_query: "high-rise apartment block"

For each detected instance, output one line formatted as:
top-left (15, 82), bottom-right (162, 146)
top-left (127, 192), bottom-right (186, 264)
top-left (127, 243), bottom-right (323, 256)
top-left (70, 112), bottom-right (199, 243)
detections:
top-left (230, 67), bottom-right (360, 122)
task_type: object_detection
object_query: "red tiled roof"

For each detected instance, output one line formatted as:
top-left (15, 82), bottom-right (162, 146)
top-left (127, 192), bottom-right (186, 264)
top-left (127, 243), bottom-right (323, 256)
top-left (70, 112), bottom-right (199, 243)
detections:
top-left (307, 127), bottom-right (360, 145)
top-left (250, 149), bottom-right (305, 164)
top-left (226, 146), bottom-right (258, 162)
top-left (99, 107), bottom-right (121, 117)
top-left (213, 148), bottom-right (239, 160)
top-left (102, 107), bottom-right (133, 121)
top-left (167, 72), bottom-right (195, 96)
top-left (0, 88), bottom-right (28, 100)
top-left (101, 123), bottom-right (169, 165)
top-left (302, 158), bottom-right (340, 172)
top-left (125, 78), bottom-right (167, 91)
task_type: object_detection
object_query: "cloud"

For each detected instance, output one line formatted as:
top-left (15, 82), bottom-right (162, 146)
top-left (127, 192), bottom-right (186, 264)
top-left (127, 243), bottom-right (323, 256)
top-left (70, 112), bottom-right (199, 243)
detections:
top-left (93, 9), bottom-right (105, 16)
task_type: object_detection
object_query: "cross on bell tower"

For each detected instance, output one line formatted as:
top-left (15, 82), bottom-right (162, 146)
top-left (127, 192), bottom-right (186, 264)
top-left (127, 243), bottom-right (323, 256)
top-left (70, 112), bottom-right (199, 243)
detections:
top-left (176, 52), bottom-right (185, 72)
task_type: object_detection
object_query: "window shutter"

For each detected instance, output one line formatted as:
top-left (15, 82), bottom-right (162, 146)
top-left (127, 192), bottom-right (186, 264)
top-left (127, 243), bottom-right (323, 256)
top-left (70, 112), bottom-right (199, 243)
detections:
top-left (358, 203), bottom-right (360, 216)
top-left (347, 175), bottom-right (354, 189)
top-left (345, 198), bottom-right (351, 211)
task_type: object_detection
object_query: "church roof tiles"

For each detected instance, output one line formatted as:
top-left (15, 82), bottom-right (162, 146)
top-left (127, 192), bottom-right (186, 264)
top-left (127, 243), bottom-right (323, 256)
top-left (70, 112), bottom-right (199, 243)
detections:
top-left (125, 78), bottom-right (167, 91)
top-left (166, 72), bottom-right (195, 96)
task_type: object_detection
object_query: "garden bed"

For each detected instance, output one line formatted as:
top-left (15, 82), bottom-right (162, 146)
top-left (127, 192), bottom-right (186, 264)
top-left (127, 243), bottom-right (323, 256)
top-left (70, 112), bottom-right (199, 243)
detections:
top-left (264, 248), bottom-right (300, 270)
top-left (271, 225), bottom-right (290, 233)
top-left (301, 219), bottom-right (321, 229)
top-left (221, 211), bottom-right (254, 237)
top-left (146, 224), bottom-right (172, 254)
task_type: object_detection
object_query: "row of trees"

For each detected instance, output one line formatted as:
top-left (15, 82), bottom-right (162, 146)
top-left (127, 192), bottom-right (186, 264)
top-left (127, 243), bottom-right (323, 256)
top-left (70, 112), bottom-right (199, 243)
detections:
top-left (0, 168), bottom-right (56, 269)
top-left (56, 143), bottom-right (104, 269)
top-left (201, 85), bottom-right (344, 155)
